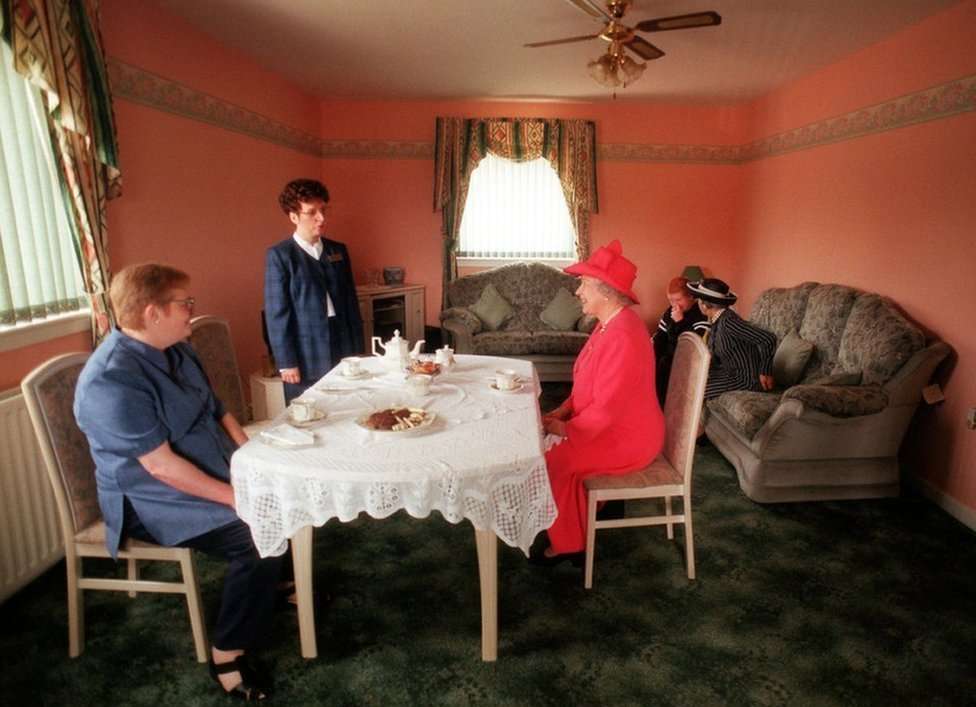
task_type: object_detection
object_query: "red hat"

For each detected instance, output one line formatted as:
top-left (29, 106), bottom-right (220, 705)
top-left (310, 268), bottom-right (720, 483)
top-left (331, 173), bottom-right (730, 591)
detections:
top-left (564, 240), bottom-right (640, 304)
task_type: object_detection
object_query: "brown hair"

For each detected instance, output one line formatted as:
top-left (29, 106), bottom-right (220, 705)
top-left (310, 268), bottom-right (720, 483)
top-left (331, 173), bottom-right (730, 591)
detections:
top-left (667, 276), bottom-right (689, 295)
top-left (109, 263), bottom-right (190, 329)
top-left (278, 178), bottom-right (330, 215)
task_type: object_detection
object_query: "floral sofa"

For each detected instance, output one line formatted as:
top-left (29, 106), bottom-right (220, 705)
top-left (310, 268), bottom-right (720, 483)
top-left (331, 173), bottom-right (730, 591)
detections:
top-left (705, 282), bottom-right (949, 503)
top-left (439, 262), bottom-right (594, 381)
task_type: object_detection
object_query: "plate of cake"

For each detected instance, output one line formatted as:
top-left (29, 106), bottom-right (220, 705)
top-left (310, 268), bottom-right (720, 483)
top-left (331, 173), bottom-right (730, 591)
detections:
top-left (355, 407), bottom-right (436, 434)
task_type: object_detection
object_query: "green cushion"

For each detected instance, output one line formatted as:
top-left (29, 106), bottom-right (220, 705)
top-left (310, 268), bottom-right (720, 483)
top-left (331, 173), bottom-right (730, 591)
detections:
top-left (772, 329), bottom-right (815, 387)
top-left (469, 282), bottom-right (515, 331)
top-left (539, 287), bottom-right (583, 331)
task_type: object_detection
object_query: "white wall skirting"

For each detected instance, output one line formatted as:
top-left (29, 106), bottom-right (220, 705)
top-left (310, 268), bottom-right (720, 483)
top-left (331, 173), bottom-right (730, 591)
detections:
top-left (908, 473), bottom-right (976, 534)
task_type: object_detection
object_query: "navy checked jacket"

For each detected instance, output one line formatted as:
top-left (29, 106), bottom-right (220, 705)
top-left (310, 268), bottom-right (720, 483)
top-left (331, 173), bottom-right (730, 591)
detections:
top-left (263, 237), bottom-right (364, 384)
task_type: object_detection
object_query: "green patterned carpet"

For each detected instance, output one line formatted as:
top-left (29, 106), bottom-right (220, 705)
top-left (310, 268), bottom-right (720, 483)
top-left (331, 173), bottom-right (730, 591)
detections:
top-left (2, 411), bottom-right (975, 704)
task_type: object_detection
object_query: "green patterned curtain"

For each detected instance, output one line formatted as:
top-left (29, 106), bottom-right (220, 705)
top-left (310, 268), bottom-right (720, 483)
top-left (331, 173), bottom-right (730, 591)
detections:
top-left (1, 0), bottom-right (120, 341)
top-left (433, 117), bottom-right (598, 307)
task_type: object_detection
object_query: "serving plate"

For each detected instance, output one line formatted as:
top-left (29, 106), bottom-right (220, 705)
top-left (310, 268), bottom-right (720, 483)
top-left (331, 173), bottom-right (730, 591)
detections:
top-left (355, 407), bottom-right (436, 434)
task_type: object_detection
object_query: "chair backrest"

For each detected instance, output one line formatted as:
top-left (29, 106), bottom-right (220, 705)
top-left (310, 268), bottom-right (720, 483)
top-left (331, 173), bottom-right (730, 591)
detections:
top-left (660, 333), bottom-right (711, 486)
top-left (21, 352), bottom-right (100, 540)
top-left (189, 315), bottom-right (248, 422)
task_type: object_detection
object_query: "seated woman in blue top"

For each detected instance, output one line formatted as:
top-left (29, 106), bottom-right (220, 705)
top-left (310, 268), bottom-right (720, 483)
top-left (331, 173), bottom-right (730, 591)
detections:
top-left (74, 263), bottom-right (282, 701)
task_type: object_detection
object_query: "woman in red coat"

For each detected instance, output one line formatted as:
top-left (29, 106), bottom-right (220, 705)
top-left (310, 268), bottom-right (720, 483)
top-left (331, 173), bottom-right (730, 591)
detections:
top-left (534, 240), bottom-right (665, 566)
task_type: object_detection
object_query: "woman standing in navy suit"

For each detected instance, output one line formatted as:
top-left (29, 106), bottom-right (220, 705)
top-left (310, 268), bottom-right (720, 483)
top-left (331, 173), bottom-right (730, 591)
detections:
top-left (74, 264), bottom-right (282, 700)
top-left (264, 179), bottom-right (364, 403)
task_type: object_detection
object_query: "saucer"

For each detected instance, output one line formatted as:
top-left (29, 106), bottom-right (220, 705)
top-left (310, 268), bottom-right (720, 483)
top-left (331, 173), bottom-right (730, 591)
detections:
top-left (287, 408), bottom-right (327, 428)
top-left (339, 369), bottom-right (370, 380)
top-left (490, 381), bottom-right (524, 393)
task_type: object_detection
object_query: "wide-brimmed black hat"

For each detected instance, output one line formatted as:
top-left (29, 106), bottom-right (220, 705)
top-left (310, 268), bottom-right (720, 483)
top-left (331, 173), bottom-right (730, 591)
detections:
top-left (687, 278), bottom-right (738, 306)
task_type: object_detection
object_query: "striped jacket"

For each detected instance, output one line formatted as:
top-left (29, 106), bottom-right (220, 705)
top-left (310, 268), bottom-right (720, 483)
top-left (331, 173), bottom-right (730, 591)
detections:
top-left (704, 308), bottom-right (776, 400)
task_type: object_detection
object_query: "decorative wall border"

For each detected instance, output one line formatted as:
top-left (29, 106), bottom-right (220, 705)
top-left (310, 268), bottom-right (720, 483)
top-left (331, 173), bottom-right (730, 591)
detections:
top-left (108, 59), bottom-right (975, 165)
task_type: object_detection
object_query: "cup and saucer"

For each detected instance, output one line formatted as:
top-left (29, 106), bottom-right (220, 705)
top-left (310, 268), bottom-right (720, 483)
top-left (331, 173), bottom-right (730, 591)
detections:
top-left (490, 369), bottom-right (523, 393)
top-left (287, 400), bottom-right (327, 428)
top-left (338, 356), bottom-right (370, 380)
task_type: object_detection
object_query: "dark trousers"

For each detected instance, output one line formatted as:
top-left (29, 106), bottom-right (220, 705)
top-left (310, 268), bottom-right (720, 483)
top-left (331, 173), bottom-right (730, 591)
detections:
top-left (123, 499), bottom-right (283, 651)
top-left (283, 317), bottom-right (348, 404)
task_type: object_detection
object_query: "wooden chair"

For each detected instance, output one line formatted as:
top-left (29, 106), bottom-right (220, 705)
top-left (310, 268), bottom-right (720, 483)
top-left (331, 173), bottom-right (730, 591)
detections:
top-left (21, 353), bottom-right (208, 662)
top-left (583, 333), bottom-right (711, 588)
top-left (189, 315), bottom-right (249, 423)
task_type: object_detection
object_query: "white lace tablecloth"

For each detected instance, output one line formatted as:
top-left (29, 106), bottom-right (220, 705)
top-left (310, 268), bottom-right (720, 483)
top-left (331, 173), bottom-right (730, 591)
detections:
top-left (232, 355), bottom-right (557, 557)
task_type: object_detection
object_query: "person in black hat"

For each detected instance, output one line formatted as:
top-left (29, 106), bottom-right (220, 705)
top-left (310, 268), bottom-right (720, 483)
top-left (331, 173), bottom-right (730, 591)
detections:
top-left (687, 278), bottom-right (777, 399)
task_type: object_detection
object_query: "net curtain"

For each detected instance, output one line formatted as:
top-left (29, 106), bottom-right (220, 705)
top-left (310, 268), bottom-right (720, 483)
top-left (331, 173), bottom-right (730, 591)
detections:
top-left (433, 117), bottom-right (598, 307)
top-left (1, 0), bottom-right (121, 341)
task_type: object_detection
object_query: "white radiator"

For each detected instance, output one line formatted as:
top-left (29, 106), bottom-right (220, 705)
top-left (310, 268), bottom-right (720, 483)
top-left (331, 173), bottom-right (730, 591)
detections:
top-left (0, 388), bottom-right (63, 603)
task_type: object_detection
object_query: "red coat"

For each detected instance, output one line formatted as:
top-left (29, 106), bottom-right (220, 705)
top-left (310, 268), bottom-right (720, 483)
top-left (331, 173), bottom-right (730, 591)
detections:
top-left (545, 307), bottom-right (664, 553)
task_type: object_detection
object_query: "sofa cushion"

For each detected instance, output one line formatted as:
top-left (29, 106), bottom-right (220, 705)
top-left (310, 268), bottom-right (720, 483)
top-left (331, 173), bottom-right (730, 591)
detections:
top-left (708, 390), bottom-right (782, 440)
top-left (809, 370), bottom-right (862, 386)
top-left (530, 331), bottom-right (589, 356)
top-left (439, 306), bottom-right (483, 334)
top-left (471, 331), bottom-right (537, 356)
top-left (798, 284), bottom-right (859, 381)
top-left (539, 287), bottom-right (583, 331)
top-left (772, 329), bottom-right (814, 387)
top-left (782, 384), bottom-right (888, 417)
top-left (750, 282), bottom-right (817, 339)
top-left (469, 283), bottom-right (515, 331)
top-left (836, 294), bottom-right (925, 386)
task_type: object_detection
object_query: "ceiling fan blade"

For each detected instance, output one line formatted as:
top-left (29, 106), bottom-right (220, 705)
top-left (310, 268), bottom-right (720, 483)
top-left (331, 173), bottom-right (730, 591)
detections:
top-left (524, 32), bottom-right (602, 49)
top-left (625, 36), bottom-right (665, 61)
top-left (562, 0), bottom-right (612, 20)
top-left (635, 11), bottom-right (722, 33)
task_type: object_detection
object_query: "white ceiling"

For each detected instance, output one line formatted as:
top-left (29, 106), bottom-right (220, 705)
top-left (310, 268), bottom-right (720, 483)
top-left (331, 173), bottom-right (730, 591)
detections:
top-left (155, 0), bottom-right (960, 104)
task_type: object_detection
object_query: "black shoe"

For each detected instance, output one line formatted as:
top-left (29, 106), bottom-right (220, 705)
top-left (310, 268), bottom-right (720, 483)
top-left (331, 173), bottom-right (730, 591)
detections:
top-left (209, 656), bottom-right (272, 701)
top-left (596, 500), bottom-right (625, 521)
top-left (528, 545), bottom-right (584, 568)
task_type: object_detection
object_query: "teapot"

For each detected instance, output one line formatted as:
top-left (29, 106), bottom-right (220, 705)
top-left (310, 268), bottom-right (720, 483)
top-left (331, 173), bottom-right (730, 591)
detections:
top-left (371, 330), bottom-right (424, 370)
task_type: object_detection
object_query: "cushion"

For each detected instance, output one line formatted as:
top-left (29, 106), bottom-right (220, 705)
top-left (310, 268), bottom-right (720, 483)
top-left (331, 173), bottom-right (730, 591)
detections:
top-left (469, 283), bottom-right (515, 331)
top-left (539, 287), bottom-right (583, 331)
top-left (782, 384), bottom-right (888, 417)
top-left (772, 330), bottom-right (814, 387)
top-left (810, 370), bottom-right (863, 386)
top-left (707, 390), bottom-right (782, 440)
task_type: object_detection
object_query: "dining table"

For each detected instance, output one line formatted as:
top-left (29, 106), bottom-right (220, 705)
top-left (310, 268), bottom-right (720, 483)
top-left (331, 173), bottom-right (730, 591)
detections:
top-left (230, 353), bottom-right (557, 661)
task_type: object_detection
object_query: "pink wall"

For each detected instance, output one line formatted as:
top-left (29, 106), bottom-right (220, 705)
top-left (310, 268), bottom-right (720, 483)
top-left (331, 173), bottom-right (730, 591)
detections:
top-left (737, 0), bottom-right (976, 511)
top-left (320, 99), bottom-right (747, 325)
top-left (99, 0), bottom-right (322, 384)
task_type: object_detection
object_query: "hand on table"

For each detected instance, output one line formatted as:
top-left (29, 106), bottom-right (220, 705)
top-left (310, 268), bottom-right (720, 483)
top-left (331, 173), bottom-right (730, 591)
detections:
top-left (543, 416), bottom-right (567, 437)
top-left (280, 367), bottom-right (301, 384)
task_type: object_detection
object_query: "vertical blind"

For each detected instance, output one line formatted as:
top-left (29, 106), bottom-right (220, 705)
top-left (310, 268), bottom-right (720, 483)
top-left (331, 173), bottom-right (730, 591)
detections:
top-left (0, 40), bottom-right (87, 326)
top-left (458, 153), bottom-right (576, 259)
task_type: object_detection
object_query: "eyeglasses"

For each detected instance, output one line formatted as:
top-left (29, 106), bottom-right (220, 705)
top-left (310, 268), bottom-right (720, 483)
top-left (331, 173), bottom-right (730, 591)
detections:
top-left (298, 206), bottom-right (329, 218)
top-left (168, 297), bottom-right (196, 311)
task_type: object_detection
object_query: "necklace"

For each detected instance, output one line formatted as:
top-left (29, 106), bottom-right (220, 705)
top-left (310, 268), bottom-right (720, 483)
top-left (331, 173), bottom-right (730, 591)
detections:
top-left (599, 306), bottom-right (625, 332)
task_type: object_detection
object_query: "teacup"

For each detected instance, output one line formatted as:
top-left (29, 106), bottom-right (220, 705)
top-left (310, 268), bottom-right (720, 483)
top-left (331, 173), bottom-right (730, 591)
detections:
top-left (341, 356), bottom-right (362, 377)
top-left (406, 373), bottom-right (433, 396)
top-left (494, 369), bottom-right (518, 391)
top-left (289, 400), bottom-right (317, 422)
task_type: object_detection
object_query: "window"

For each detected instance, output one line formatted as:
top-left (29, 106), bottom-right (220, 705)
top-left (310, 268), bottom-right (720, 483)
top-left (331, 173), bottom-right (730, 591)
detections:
top-left (0, 39), bottom-right (88, 335)
top-left (458, 153), bottom-right (576, 263)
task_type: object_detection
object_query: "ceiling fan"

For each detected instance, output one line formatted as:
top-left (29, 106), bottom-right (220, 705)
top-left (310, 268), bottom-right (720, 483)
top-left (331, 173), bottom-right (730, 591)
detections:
top-left (525, 0), bottom-right (722, 88)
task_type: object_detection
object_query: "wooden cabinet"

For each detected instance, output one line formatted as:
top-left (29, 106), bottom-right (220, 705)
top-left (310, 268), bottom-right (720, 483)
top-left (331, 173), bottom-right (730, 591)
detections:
top-left (357, 284), bottom-right (425, 353)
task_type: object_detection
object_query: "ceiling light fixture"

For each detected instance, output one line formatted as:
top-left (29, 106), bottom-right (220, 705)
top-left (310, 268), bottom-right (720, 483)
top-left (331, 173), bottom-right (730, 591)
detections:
top-left (586, 41), bottom-right (646, 89)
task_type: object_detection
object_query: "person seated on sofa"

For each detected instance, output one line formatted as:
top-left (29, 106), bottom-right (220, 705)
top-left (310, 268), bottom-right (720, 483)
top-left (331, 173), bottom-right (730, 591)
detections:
top-left (74, 263), bottom-right (283, 701)
top-left (687, 278), bottom-right (777, 399)
top-left (653, 276), bottom-right (710, 405)
top-left (533, 240), bottom-right (665, 567)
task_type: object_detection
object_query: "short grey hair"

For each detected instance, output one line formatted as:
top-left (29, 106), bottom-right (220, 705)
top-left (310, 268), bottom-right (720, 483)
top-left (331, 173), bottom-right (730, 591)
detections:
top-left (594, 279), bottom-right (634, 307)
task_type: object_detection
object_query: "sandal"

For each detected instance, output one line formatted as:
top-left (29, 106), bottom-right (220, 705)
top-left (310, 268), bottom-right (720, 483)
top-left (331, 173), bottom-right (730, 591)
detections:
top-left (209, 656), bottom-right (271, 701)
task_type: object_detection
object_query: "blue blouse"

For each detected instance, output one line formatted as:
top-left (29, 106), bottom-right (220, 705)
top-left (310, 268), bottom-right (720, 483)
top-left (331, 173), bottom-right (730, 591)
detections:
top-left (74, 329), bottom-right (239, 558)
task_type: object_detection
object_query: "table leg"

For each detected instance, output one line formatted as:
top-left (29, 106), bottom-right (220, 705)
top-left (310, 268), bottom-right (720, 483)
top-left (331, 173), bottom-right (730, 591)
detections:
top-left (473, 528), bottom-right (498, 662)
top-left (292, 525), bottom-right (318, 659)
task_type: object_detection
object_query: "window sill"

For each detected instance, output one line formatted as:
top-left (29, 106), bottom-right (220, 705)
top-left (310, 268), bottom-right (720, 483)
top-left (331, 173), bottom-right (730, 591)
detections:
top-left (0, 310), bottom-right (91, 353)
top-left (457, 257), bottom-right (575, 269)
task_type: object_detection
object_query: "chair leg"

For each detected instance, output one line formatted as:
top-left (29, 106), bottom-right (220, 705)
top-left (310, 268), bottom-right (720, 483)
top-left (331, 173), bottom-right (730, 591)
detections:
top-left (66, 555), bottom-right (84, 658)
top-left (684, 509), bottom-right (696, 581)
top-left (584, 493), bottom-right (599, 589)
top-left (179, 551), bottom-right (209, 663)
top-left (665, 496), bottom-right (674, 540)
top-left (127, 558), bottom-right (138, 598)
